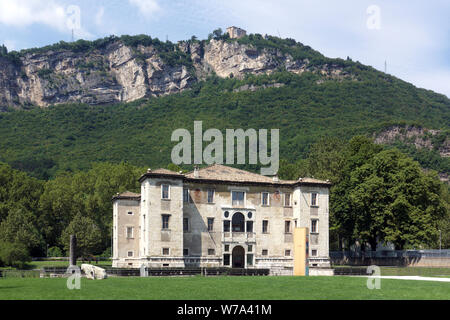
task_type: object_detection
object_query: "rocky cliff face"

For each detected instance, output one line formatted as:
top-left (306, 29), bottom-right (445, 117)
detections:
top-left (0, 38), bottom-right (350, 108)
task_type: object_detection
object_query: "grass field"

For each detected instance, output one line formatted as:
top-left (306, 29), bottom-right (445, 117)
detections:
top-left (0, 276), bottom-right (449, 300)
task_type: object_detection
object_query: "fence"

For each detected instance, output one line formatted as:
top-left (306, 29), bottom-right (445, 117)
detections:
top-left (330, 250), bottom-right (450, 267)
top-left (0, 270), bottom-right (41, 278)
top-left (38, 266), bottom-right (270, 277)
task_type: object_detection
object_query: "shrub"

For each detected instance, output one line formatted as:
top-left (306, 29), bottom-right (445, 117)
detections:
top-left (47, 246), bottom-right (63, 257)
top-left (0, 241), bottom-right (31, 269)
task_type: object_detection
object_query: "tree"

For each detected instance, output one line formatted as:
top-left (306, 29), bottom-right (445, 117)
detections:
top-left (347, 148), bottom-right (447, 250)
top-left (61, 214), bottom-right (103, 257)
top-left (0, 206), bottom-right (44, 255)
top-left (0, 44), bottom-right (7, 56)
top-left (0, 241), bottom-right (30, 268)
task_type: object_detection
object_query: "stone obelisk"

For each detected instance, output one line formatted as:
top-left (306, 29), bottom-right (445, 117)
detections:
top-left (69, 235), bottom-right (77, 267)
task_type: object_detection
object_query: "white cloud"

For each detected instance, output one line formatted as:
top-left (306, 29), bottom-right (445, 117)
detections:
top-left (128, 0), bottom-right (160, 17)
top-left (0, 0), bottom-right (93, 39)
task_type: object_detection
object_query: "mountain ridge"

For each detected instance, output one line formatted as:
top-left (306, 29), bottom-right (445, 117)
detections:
top-left (1, 32), bottom-right (438, 108)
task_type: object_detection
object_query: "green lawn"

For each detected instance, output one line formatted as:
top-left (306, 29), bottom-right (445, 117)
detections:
top-left (0, 276), bottom-right (448, 300)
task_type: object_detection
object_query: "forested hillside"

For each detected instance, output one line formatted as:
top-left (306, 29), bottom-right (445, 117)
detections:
top-left (0, 70), bottom-right (448, 179)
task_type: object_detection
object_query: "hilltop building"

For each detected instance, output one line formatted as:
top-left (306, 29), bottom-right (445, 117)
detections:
top-left (112, 164), bottom-right (332, 275)
top-left (227, 26), bottom-right (247, 39)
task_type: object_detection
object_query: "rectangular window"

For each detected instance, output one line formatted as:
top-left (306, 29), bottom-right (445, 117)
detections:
top-left (262, 249), bottom-right (268, 256)
top-left (285, 250), bottom-right (291, 256)
top-left (311, 219), bottom-right (318, 233)
top-left (223, 220), bottom-right (230, 232)
top-left (223, 254), bottom-right (230, 266)
top-left (162, 215), bottom-right (170, 230)
top-left (127, 251), bottom-right (133, 257)
top-left (183, 189), bottom-right (190, 203)
top-left (311, 193), bottom-right (318, 206)
top-left (247, 254), bottom-right (253, 266)
top-left (261, 192), bottom-right (269, 206)
top-left (183, 218), bottom-right (189, 232)
top-left (162, 248), bottom-right (170, 255)
top-left (183, 248), bottom-right (189, 256)
top-left (224, 245), bottom-right (229, 252)
top-left (285, 221), bottom-right (291, 233)
top-left (262, 220), bottom-right (269, 233)
top-left (312, 249), bottom-right (317, 257)
top-left (127, 211), bottom-right (133, 215)
top-left (246, 221), bottom-right (253, 233)
top-left (248, 245), bottom-right (253, 252)
top-left (126, 227), bottom-right (134, 239)
top-left (284, 193), bottom-right (291, 207)
top-left (232, 191), bottom-right (245, 206)
top-left (208, 248), bottom-right (215, 255)
top-left (207, 189), bottom-right (215, 203)
top-left (162, 185), bottom-right (170, 199)
top-left (207, 218), bottom-right (214, 232)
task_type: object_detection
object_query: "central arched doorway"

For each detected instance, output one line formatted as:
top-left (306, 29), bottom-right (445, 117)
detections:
top-left (232, 212), bottom-right (245, 232)
top-left (232, 246), bottom-right (245, 268)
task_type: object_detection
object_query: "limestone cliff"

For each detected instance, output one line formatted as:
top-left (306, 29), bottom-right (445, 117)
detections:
top-left (0, 37), bottom-right (351, 108)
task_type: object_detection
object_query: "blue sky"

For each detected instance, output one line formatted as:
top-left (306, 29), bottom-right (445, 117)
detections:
top-left (1, 0), bottom-right (449, 97)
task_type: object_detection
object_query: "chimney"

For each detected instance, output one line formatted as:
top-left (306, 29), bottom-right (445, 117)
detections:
top-left (272, 175), bottom-right (279, 182)
top-left (194, 165), bottom-right (199, 178)
top-left (147, 168), bottom-right (152, 173)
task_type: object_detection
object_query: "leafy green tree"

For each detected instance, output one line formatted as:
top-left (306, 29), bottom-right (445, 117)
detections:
top-left (0, 206), bottom-right (44, 255)
top-left (61, 214), bottom-right (103, 257)
top-left (0, 241), bottom-right (30, 268)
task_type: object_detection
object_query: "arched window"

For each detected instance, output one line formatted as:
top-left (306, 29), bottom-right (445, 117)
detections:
top-left (232, 212), bottom-right (245, 232)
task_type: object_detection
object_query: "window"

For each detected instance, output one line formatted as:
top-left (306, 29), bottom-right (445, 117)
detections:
top-left (248, 245), bottom-right (253, 252)
top-left (261, 192), bottom-right (269, 206)
top-left (262, 220), bottom-right (269, 233)
top-left (183, 189), bottom-right (190, 203)
top-left (223, 254), bottom-right (230, 266)
top-left (285, 221), bottom-right (291, 233)
top-left (207, 218), bottom-right (214, 232)
top-left (223, 220), bottom-right (230, 232)
top-left (162, 215), bottom-right (170, 230)
top-left (127, 211), bottom-right (133, 215)
top-left (285, 250), bottom-right (291, 256)
top-left (311, 220), bottom-right (318, 233)
top-left (232, 191), bottom-right (245, 206)
top-left (183, 218), bottom-right (189, 232)
top-left (208, 249), bottom-right (215, 255)
top-left (311, 193), bottom-right (318, 206)
top-left (207, 189), bottom-right (215, 203)
top-left (284, 193), bottom-right (291, 207)
top-left (246, 221), bottom-right (253, 233)
top-left (162, 248), bottom-right (170, 255)
top-left (311, 249), bottom-right (317, 257)
top-left (262, 249), bottom-right (268, 256)
top-left (162, 185), bottom-right (170, 199)
top-left (128, 251), bottom-right (133, 257)
top-left (126, 226), bottom-right (134, 239)
top-left (224, 245), bottom-right (230, 252)
top-left (183, 248), bottom-right (189, 256)
top-left (247, 254), bottom-right (253, 266)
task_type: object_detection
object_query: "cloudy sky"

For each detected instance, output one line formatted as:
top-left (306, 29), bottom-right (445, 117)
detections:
top-left (0, 0), bottom-right (449, 97)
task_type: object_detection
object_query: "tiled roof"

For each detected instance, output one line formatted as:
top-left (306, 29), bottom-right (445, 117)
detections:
top-left (138, 164), bottom-right (331, 186)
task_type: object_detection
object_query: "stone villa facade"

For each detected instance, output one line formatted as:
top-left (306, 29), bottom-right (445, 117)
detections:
top-left (112, 164), bottom-right (331, 275)
top-left (226, 26), bottom-right (247, 39)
